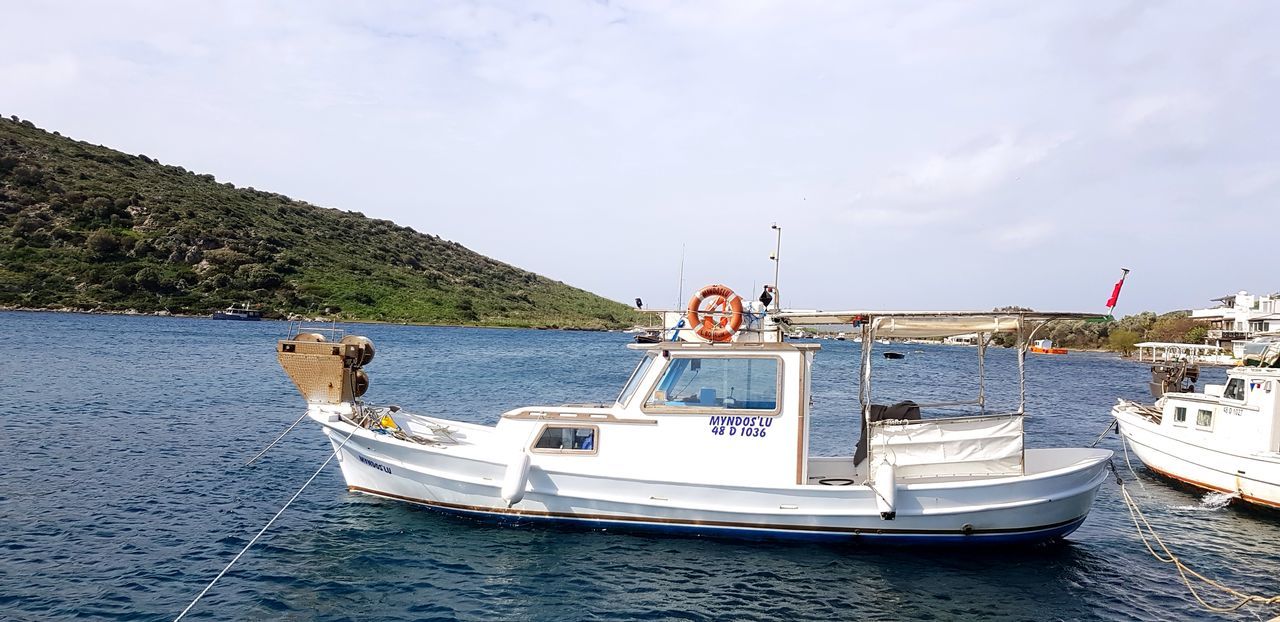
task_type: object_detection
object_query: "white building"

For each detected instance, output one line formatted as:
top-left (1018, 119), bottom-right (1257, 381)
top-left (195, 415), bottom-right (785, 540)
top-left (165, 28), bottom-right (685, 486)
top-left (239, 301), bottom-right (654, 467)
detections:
top-left (1191, 291), bottom-right (1280, 357)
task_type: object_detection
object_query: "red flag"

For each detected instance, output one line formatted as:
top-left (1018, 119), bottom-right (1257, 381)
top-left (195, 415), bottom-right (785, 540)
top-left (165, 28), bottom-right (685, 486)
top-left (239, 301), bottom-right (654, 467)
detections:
top-left (1106, 279), bottom-right (1125, 309)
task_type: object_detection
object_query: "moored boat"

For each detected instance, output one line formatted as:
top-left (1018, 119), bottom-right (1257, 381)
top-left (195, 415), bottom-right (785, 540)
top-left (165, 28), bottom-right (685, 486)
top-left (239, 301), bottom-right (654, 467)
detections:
top-left (213, 303), bottom-right (262, 321)
top-left (1114, 342), bottom-right (1280, 509)
top-left (1029, 339), bottom-right (1067, 355)
top-left (276, 285), bottom-right (1112, 544)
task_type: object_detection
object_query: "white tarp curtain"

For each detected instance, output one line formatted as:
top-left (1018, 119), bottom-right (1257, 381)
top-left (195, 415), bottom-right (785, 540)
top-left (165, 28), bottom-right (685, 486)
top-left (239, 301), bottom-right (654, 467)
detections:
top-left (873, 317), bottom-right (1022, 338)
top-left (868, 414), bottom-right (1024, 481)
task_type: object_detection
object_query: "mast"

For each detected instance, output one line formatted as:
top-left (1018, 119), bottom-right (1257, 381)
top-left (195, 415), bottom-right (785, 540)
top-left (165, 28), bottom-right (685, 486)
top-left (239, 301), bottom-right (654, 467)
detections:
top-left (770, 223), bottom-right (782, 309)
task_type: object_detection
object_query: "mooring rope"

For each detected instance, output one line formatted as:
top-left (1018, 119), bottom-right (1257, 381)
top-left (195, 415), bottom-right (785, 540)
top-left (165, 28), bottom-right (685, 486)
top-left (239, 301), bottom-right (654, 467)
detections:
top-left (1087, 418), bottom-right (1117, 448)
top-left (242, 410), bottom-right (311, 467)
top-left (1112, 437), bottom-right (1280, 616)
top-left (173, 423), bottom-right (360, 621)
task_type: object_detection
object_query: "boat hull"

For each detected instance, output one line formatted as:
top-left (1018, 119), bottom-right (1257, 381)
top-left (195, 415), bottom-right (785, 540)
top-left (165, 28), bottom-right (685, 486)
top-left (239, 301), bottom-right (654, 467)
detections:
top-left (1114, 408), bottom-right (1280, 509)
top-left (321, 420), bottom-right (1112, 545)
top-left (212, 313), bottom-right (261, 321)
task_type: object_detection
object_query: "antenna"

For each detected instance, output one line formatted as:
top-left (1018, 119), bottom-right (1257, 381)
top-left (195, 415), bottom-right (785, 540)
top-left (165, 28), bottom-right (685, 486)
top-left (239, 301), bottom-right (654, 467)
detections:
top-left (770, 223), bottom-right (782, 308)
top-left (676, 244), bottom-right (686, 309)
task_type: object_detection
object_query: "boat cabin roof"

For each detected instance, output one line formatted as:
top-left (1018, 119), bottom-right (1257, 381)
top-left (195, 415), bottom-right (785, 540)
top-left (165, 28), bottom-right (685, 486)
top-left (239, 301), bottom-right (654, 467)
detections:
top-left (774, 310), bottom-right (1105, 338)
top-left (627, 341), bottom-right (821, 352)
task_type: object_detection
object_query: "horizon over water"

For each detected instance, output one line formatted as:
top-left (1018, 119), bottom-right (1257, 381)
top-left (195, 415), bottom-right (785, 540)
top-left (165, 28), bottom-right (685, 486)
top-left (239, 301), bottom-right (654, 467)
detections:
top-left (3, 311), bottom-right (1279, 621)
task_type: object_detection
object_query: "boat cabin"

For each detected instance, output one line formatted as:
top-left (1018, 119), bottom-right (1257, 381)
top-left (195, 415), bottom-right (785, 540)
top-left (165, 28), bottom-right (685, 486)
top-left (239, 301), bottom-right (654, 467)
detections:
top-left (1151, 366), bottom-right (1280, 455)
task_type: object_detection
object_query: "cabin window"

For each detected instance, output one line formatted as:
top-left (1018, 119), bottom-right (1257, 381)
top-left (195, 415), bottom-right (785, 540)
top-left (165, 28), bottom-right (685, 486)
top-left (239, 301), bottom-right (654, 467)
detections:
top-left (617, 353), bottom-right (657, 407)
top-left (1224, 378), bottom-right (1246, 401)
top-left (1173, 406), bottom-right (1187, 424)
top-left (643, 356), bottom-right (780, 413)
top-left (532, 425), bottom-right (597, 454)
top-left (1196, 409), bottom-right (1213, 429)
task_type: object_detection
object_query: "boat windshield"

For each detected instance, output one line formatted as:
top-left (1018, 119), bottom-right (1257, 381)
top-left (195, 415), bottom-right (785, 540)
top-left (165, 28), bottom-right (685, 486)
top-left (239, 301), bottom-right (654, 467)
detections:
top-left (617, 353), bottom-right (658, 406)
top-left (644, 356), bottom-right (779, 411)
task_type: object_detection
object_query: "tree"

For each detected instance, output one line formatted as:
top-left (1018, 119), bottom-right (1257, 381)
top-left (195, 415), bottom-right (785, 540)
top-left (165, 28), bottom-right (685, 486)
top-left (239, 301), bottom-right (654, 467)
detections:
top-left (1148, 315), bottom-right (1197, 343)
top-left (134, 267), bottom-right (161, 292)
top-left (1185, 325), bottom-right (1209, 344)
top-left (1108, 329), bottom-right (1141, 356)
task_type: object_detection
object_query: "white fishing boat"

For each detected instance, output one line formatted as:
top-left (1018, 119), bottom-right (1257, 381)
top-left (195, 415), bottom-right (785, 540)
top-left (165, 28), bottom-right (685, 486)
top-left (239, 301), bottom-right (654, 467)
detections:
top-left (276, 285), bottom-right (1112, 544)
top-left (1113, 340), bottom-right (1280, 509)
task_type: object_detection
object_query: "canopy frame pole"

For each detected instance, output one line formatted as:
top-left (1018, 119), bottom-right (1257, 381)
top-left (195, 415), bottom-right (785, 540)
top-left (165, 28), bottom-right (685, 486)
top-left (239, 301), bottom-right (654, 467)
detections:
top-left (1017, 320), bottom-right (1028, 415)
top-left (858, 318), bottom-right (876, 482)
top-left (1018, 319), bottom-right (1053, 416)
top-left (977, 332), bottom-right (988, 415)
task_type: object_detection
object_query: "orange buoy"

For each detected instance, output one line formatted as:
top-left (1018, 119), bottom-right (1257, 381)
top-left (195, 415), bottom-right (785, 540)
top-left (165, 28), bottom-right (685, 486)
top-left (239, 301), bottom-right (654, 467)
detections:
top-left (686, 284), bottom-right (744, 342)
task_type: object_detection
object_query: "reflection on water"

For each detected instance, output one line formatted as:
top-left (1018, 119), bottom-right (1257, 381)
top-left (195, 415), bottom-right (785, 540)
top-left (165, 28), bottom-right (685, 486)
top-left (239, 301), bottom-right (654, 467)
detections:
top-left (1, 311), bottom-right (1278, 620)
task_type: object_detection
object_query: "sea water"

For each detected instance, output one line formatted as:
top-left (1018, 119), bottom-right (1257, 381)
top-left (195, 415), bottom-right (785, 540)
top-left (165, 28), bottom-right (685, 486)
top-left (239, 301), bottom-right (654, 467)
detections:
top-left (2, 311), bottom-right (1278, 621)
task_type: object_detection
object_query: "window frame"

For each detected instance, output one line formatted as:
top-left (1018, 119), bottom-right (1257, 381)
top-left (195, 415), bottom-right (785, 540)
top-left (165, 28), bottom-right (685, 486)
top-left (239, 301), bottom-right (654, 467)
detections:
top-left (616, 353), bottom-right (658, 408)
top-left (1223, 378), bottom-right (1246, 402)
top-left (639, 354), bottom-right (785, 416)
top-left (1172, 406), bottom-right (1187, 426)
top-left (529, 424), bottom-right (600, 456)
top-left (1195, 408), bottom-right (1214, 430)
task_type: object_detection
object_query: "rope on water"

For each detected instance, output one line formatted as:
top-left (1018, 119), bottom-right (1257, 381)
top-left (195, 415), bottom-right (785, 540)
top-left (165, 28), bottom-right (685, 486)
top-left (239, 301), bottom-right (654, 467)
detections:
top-left (1112, 438), bottom-right (1280, 616)
top-left (173, 423), bottom-right (360, 621)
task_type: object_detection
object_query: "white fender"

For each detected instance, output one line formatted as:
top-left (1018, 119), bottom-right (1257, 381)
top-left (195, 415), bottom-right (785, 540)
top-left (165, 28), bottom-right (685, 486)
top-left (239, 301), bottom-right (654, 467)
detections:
top-left (874, 460), bottom-right (897, 520)
top-left (500, 451), bottom-right (532, 507)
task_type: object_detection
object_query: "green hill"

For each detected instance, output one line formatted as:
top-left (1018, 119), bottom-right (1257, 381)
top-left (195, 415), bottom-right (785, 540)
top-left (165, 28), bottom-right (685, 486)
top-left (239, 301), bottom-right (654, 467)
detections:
top-left (0, 115), bottom-right (640, 328)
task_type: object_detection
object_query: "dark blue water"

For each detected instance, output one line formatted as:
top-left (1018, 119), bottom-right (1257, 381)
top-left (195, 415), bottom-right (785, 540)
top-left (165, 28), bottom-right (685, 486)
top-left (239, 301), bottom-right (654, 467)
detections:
top-left (3, 311), bottom-right (1278, 621)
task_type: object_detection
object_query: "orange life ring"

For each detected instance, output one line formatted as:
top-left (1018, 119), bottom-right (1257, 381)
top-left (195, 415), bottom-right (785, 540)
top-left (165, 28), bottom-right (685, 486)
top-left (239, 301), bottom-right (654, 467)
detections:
top-left (686, 284), bottom-right (744, 342)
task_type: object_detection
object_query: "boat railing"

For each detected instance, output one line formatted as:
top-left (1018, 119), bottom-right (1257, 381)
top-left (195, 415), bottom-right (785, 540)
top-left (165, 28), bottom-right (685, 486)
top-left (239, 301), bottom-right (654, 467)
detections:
top-left (284, 318), bottom-right (345, 341)
top-left (910, 399), bottom-right (984, 409)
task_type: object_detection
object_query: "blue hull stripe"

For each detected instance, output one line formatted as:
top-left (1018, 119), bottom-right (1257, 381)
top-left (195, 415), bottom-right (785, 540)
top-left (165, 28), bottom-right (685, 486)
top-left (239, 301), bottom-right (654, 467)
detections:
top-left (348, 486), bottom-right (1089, 545)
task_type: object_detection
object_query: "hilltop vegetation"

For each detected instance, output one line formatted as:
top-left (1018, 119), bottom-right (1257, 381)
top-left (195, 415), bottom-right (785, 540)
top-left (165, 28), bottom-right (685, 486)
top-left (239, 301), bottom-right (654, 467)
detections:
top-left (0, 116), bottom-right (640, 328)
top-left (989, 309), bottom-right (1206, 354)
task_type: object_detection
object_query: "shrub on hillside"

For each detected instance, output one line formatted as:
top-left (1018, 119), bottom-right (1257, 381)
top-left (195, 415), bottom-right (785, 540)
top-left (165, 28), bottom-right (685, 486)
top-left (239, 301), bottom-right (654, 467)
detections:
top-left (85, 229), bottom-right (122, 256)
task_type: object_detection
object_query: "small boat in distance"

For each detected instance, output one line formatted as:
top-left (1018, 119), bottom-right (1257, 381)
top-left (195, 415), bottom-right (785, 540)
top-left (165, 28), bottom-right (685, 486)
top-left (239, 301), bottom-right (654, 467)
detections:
top-left (275, 283), bottom-right (1112, 545)
top-left (835, 332), bottom-right (847, 341)
top-left (212, 303), bottom-right (262, 321)
top-left (883, 352), bottom-right (905, 360)
top-left (1029, 339), bottom-right (1067, 355)
top-left (1113, 342), bottom-right (1280, 509)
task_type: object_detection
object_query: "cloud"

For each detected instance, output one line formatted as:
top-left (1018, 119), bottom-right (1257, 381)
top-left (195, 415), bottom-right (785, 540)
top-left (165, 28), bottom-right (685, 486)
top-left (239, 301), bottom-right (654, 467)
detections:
top-left (988, 221), bottom-right (1055, 250)
top-left (871, 131), bottom-right (1071, 204)
top-left (0, 53), bottom-right (78, 89)
top-left (1225, 164), bottom-right (1280, 199)
top-left (1115, 93), bottom-right (1213, 135)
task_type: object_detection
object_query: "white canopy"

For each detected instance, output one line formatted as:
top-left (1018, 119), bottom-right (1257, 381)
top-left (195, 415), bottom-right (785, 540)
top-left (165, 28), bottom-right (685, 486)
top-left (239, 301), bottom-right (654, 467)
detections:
top-left (1134, 342), bottom-right (1223, 352)
top-left (774, 310), bottom-right (1105, 338)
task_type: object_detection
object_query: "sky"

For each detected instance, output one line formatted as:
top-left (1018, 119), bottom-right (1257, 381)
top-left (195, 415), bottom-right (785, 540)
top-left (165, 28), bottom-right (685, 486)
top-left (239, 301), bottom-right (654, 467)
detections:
top-left (2, 1), bottom-right (1277, 315)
